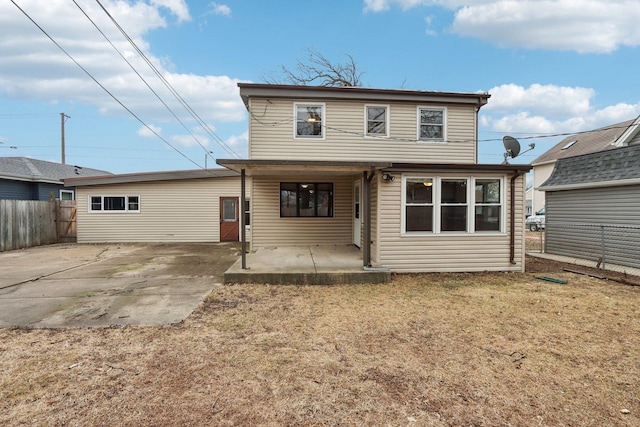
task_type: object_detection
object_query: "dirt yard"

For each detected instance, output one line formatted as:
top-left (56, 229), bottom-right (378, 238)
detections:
top-left (1, 256), bottom-right (638, 426)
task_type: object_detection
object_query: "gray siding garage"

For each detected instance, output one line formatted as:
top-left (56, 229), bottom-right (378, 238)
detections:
top-left (540, 145), bottom-right (640, 269)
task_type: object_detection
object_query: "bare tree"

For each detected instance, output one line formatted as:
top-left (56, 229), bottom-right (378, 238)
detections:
top-left (263, 48), bottom-right (364, 87)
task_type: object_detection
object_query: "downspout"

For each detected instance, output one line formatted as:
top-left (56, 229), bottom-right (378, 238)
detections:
top-left (510, 172), bottom-right (521, 265)
top-left (363, 168), bottom-right (375, 268)
top-left (241, 168), bottom-right (247, 269)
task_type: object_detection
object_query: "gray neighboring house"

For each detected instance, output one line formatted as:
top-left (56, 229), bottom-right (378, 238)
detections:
top-left (531, 118), bottom-right (639, 214)
top-left (539, 145), bottom-right (640, 269)
top-left (0, 157), bottom-right (111, 201)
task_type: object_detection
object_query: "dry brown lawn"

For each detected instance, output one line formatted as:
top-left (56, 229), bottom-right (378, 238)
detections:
top-left (1, 260), bottom-right (639, 426)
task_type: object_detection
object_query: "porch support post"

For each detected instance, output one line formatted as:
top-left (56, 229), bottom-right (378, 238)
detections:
top-left (241, 168), bottom-right (247, 270)
top-left (363, 168), bottom-right (374, 268)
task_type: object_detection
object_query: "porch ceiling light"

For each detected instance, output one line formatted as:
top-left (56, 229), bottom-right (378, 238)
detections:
top-left (423, 181), bottom-right (433, 187)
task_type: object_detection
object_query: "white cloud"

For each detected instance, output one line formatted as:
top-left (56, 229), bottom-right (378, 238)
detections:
top-left (482, 83), bottom-right (640, 134)
top-left (364, 1), bottom-right (640, 53)
top-left (209, 3), bottom-right (232, 17)
top-left (137, 124), bottom-right (162, 138)
top-left (171, 133), bottom-right (210, 148)
top-left (0, 1), bottom-right (245, 126)
top-left (150, 0), bottom-right (191, 22)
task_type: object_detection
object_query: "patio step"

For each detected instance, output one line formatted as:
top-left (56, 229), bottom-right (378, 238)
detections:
top-left (224, 270), bottom-right (390, 285)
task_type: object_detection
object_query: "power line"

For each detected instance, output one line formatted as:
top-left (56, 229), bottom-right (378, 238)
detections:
top-left (94, 0), bottom-right (241, 160)
top-left (9, 0), bottom-right (204, 171)
top-left (71, 0), bottom-right (226, 163)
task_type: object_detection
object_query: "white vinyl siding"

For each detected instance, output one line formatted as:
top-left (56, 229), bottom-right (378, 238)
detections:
top-left (375, 172), bottom-right (525, 272)
top-left (248, 98), bottom-right (477, 163)
top-left (75, 177), bottom-right (247, 243)
top-left (250, 175), bottom-right (352, 248)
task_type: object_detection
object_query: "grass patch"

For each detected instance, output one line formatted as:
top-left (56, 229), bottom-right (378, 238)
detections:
top-left (1, 269), bottom-right (639, 426)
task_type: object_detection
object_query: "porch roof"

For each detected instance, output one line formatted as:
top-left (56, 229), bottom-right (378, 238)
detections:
top-left (217, 159), bottom-right (531, 176)
top-left (216, 159), bottom-right (392, 176)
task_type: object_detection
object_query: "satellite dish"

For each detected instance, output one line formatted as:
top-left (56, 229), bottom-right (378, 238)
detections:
top-left (503, 136), bottom-right (521, 158)
top-left (502, 136), bottom-right (536, 164)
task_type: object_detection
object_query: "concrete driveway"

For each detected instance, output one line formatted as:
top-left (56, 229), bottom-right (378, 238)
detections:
top-left (0, 242), bottom-right (241, 328)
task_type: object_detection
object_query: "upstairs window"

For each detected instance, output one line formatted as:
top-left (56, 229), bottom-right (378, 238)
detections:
top-left (89, 195), bottom-right (140, 213)
top-left (418, 107), bottom-right (445, 141)
top-left (295, 103), bottom-right (324, 138)
top-left (365, 105), bottom-right (389, 137)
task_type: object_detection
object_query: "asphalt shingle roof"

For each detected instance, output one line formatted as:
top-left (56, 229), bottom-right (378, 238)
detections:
top-left (532, 119), bottom-right (635, 165)
top-left (539, 145), bottom-right (640, 190)
top-left (0, 157), bottom-right (111, 182)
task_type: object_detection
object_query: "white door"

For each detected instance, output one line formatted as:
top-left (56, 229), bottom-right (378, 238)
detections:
top-left (353, 180), bottom-right (362, 247)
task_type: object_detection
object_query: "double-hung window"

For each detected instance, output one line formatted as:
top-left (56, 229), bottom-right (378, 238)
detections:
top-left (403, 177), bottom-right (503, 234)
top-left (474, 179), bottom-right (501, 231)
top-left (365, 105), bottom-right (389, 137)
top-left (280, 183), bottom-right (333, 217)
top-left (89, 195), bottom-right (140, 213)
top-left (295, 103), bottom-right (324, 138)
top-left (440, 179), bottom-right (468, 232)
top-left (405, 178), bottom-right (434, 232)
top-left (418, 107), bottom-right (445, 141)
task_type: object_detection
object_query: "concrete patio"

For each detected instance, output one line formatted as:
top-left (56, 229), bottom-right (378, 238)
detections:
top-left (224, 245), bottom-right (390, 285)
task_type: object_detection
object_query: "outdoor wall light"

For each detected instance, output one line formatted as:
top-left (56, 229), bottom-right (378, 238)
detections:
top-left (382, 173), bottom-right (395, 182)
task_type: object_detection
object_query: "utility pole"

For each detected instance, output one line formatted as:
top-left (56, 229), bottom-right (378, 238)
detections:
top-left (60, 112), bottom-right (70, 164)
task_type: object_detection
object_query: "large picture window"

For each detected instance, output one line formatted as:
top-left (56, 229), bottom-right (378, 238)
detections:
top-left (280, 183), bottom-right (333, 217)
top-left (89, 195), bottom-right (140, 213)
top-left (403, 177), bottom-right (503, 234)
top-left (418, 107), bottom-right (445, 141)
top-left (295, 103), bottom-right (324, 138)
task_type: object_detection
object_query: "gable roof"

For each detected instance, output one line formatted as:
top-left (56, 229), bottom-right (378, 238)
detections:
top-left (0, 157), bottom-right (112, 184)
top-left (539, 145), bottom-right (640, 191)
top-left (532, 119), bottom-right (636, 166)
top-left (238, 83), bottom-right (491, 109)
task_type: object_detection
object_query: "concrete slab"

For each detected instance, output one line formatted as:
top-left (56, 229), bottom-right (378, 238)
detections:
top-left (224, 245), bottom-right (390, 285)
top-left (0, 242), bottom-right (241, 328)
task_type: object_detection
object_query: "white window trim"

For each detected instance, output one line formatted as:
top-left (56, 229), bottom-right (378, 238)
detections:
top-left (364, 104), bottom-right (390, 138)
top-left (59, 189), bottom-right (74, 200)
top-left (401, 175), bottom-right (506, 236)
top-left (472, 177), bottom-right (505, 234)
top-left (88, 195), bottom-right (141, 213)
top-left (416, 106), bottom-right (447, 143)
top-left (401, 175), bottom-right (435, 236)
top-left (293, 102), bottom-right (326, 140)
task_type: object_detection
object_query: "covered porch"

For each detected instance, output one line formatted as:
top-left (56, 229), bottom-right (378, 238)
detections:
top-left (224, 245), bottom-right (390, 285)
top-left (217, 159), bottom-right (391, 284)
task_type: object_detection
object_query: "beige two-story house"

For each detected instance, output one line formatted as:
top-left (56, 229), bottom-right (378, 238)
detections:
top-left (218, 83), bottom-right (531, 273)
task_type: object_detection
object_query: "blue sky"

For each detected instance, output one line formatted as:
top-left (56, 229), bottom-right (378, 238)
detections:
top-left (1, 0), bottom-right (640, 175)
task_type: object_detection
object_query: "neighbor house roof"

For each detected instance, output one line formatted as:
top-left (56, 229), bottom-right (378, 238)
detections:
top-left (65, 168), bottom-right (238, 187)
top-left (539, 145), bottom-right (640, 191)
top-left (532, 119), bottom-right (636, 166)
top-left (237, 83), bottom-right (491, 109)
top-left (0, 157), bottom-right (111, 184)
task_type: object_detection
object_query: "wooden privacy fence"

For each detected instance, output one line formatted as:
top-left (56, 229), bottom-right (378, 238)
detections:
top-left (0, 200), bottom-right (77, 252)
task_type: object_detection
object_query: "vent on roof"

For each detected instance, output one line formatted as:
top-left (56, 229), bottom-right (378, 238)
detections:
top-left (561, 140), bottom-right (577, 150)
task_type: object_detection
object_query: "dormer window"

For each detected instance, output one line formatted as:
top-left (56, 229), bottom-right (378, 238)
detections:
top-left (295, 103), bottom-right (324, 138)
top-left (418, 107), bottom-right (446, 142)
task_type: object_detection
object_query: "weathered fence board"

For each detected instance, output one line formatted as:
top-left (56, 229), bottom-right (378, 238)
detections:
top-left (1, 200), bottom-right (76, 251)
